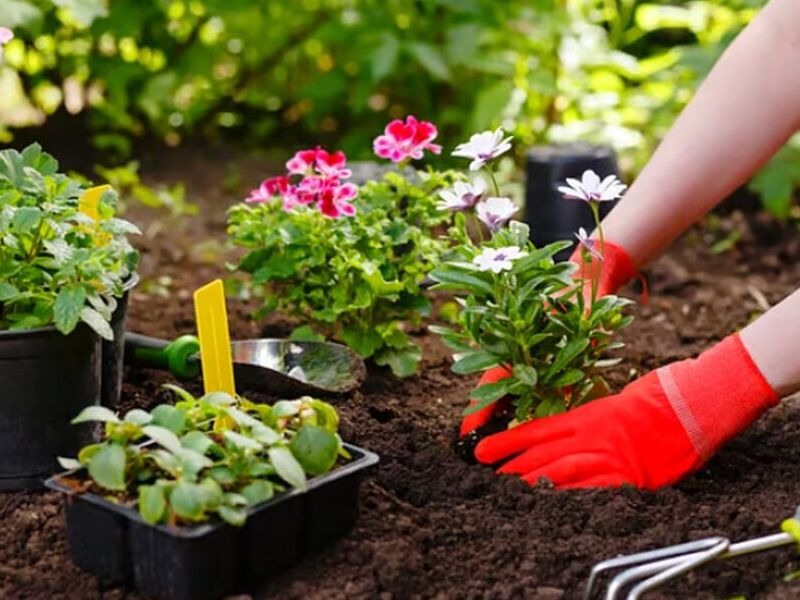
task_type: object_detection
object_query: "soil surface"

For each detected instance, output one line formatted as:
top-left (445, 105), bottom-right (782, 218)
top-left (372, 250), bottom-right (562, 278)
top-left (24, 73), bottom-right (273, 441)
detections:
top-left (3, 147), bottom-right (800, 599)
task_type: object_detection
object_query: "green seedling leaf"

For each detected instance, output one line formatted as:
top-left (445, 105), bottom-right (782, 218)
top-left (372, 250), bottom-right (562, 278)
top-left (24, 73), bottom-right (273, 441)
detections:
top-left (208, 466), bottom-right (236, 485)
top-left (544, 338), bottom-right (590, 382)
top-left (150, 405), bottom-right (187, 435)
top-left (12, 206), bottom-right (42, 233)
top-left (250, 423), bottom-right (281, 445)
top-left (87, 444), bottom-right (126, 491)
top-left (374, 345), bottom-right (421, 377)
top-left (290, 425), bottom-right (339, 476)
top-left (170, 481), bottom-right (206, 521)
top-left (57, 457), bottom-right (82, 470)
top-left (310, 400), bottom-right (339, 433)
top-left (53, 285), bottom-right (86, 335)
top-left (139, 485), bottom-right (167, 525)
top-left (147, 449), bottom-right (181, 476)
top-left (163, 384), bottom-right (197, 404)
top-left (218, 505), bottom-right (247, 527)
top-left (80, 306), bottom-right (114, 340)
top-left (201, 391), bottom-right (236, 406)
top-left (77, 443), bottom-right (103, 464)
top-left (180, 431), bottom-right (215, 455)
top-left (469, 380), bottom-right (511, 402)
top-left (240, 480), bottom-right (274, 505)
top-left (142, 425), bottom-right (183, 454)
top-left (0, 282), bottom-right (18, 301)
top-left (272, 400), bottom-right (300, 419)
top-left (72, 405), bottom-right (120, 424)
top-left (268, 446), bottom-right (307, 490)
top-left (554, 369), bottom-right (585, 387)
top-left (224, 430), bottom-right (263, 451)
top-left (124, 409), bottom-right (152, 426)
top-left (429, 268), bottom-right (493, 295)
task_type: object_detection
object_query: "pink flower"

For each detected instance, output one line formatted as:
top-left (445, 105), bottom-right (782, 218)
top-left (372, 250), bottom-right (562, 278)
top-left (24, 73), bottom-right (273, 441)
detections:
top-left (0, 27), bottom-right (12, 61)
top-left (318, 181), bottom-right (358, 218)
top-left (373, 115), bottom-right (442, 163)
top-left (245, 176), bottom-right (292, 204)
top-left (315, 149), bottom-right (351, 179)
top-left (286, 149), bottom-right (319, 175)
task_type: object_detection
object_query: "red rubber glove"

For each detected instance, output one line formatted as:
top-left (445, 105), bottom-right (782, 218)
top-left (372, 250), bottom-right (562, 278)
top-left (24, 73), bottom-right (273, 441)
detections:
top-left (569, 239), bottom-right (637, 299)
top-left (460, 366), bottom-right (511, 436)
top-left (474, 334), bottom-right (778, 490)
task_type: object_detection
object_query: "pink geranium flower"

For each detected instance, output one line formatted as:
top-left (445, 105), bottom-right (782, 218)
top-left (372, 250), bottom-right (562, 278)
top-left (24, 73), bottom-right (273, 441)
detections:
top-left (317, 180), bottom-right (358, 218)
top-left (286, 149), bottom-right (319, 175)
top-left (246, 176), bottom-right (291, 204)
top-left (315, 149), bottom-right (351, 179)
top-left (373, 115), bottom-right (442, 163)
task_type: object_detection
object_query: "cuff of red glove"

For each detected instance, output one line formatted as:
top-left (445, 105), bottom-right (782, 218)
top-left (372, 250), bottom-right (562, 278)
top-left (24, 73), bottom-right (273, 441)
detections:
top-left (569, 239), bottom-right (638, 298)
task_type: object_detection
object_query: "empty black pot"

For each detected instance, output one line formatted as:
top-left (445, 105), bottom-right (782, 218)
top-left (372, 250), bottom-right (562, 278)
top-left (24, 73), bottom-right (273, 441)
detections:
top-left (0, 324), bottom-right (101, 490)
top-left (524, 143), bottom-right (622, 261)
top-left (102, 273), bottom-right (139, 408)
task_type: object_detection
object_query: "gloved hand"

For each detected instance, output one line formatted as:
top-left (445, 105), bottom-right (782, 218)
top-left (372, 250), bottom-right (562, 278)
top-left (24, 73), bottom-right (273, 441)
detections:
top-left (473, 334), bottom-right (778, 489)
top-left (459, 240), bottom-right (638, 437)
top-left (569, 238), bottom-right (637, 300)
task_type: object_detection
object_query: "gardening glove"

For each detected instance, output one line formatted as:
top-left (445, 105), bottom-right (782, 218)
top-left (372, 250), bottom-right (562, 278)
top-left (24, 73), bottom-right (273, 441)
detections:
top-left (460, 366), bottom-right (511, 436)
top-left (474, 334), bottom-right (778, 490)
top-left (569, 239), bottom-right (638, 299)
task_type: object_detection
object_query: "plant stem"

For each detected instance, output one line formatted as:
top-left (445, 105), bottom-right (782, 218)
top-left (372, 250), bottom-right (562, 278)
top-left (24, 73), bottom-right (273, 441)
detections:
top-left (485, 165), bottom-right (501, 197)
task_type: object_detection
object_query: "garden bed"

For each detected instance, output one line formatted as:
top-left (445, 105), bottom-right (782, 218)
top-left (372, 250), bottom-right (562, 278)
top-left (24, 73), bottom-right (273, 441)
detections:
top-left (2, 149), bottom-right (800, 599)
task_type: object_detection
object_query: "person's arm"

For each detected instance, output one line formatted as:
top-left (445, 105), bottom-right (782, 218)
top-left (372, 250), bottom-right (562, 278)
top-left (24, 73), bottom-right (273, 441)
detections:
top-left (602, 0), bottom-right (800, 267)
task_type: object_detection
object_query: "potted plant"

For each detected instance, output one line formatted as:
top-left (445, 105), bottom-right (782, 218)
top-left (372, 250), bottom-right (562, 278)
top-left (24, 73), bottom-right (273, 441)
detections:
top-left (48, 386), bottom-right (378, 600)
top-left (227, 117), bottom-right (463, 377)
top-left (0, 143), bottom-right (139, 490)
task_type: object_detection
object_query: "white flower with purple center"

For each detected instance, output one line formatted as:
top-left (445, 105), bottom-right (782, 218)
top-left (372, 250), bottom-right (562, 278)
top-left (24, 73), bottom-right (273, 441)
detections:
top-left (558, 169), bottom-right (626, 203)
top-left (437, 179), bottom-right (486, 212)
top-left (473, 246), bottom-right (527, 274)
top-left (575, 227), bottom-right (602, 261)
top-left (452, 128), bottom-right (513, 171)
top-left (476, 196), bottom-right (517, 232)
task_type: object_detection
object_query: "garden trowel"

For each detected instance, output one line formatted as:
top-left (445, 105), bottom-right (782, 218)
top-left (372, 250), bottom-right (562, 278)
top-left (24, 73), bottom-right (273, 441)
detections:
top-left (123, 283), bottom-right (366, 396)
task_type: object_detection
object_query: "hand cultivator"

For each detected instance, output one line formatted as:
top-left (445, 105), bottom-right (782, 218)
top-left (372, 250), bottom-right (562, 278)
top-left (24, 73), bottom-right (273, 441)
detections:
top-left (585, 507), bottom-right (800, 599)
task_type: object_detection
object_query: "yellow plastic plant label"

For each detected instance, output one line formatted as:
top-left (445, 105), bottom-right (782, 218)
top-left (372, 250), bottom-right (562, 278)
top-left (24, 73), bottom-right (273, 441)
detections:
top-left (193, 279), bottom-right (236, 396)
top-left (79, 184), bottom-right (112, 245)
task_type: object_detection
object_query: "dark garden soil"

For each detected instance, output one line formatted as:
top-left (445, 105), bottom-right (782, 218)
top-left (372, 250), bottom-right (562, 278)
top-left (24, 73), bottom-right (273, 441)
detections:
top-left (3, 147), bottom-right (800, 599)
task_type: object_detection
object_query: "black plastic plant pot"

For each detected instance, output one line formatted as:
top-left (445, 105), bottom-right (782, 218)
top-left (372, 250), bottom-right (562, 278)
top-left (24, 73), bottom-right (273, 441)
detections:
top-left (524, 143), bottom-right (622, 262)
top-left (102, 273), bottom-right (139, 408)
top-left (46, 444), bottom-right (379, 600)
top-left (0, 324), bottom-right (101, 491)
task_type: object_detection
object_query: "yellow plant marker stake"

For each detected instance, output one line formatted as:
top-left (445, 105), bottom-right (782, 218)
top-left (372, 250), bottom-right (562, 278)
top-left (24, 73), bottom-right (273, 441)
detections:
top-left (79, 185), bottom-right (112, 246)
top-left (193, 279), bottom-right (236, 396)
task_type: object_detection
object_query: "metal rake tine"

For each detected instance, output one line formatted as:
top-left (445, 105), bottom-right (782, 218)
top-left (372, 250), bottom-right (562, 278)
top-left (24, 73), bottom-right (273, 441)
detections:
top-left (583, 536), bottom-right (727, 600)
top-left (624, 538), bottom-right (730, 600)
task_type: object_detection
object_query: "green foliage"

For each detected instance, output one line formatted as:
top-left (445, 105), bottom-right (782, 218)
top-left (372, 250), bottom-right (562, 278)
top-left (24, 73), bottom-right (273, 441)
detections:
top-left (62, 387), bottom-right (348, 527)
top-left (228, 169), bottom-right (458, 377)
top-left (431, 221), bottom-right (631, 424)
top-left (0, 144), bottom-right (139, 338)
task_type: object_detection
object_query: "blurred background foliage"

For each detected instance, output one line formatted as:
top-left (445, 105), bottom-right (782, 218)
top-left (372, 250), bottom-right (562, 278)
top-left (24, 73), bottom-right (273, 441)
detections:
top-left (3, 0), bottom-right (799, 217)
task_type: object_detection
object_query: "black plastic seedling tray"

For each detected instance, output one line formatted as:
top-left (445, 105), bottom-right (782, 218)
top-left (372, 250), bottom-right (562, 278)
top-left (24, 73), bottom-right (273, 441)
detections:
top-left (46, 444), bottom-right (379, 600)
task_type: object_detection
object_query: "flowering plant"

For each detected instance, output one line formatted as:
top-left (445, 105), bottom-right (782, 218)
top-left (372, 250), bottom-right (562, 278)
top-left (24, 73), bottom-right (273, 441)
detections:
top-left (229, 121), bottom-right (460, 376)
top-left (0, 144), bottom-right (139, 339)
top-left (431, 152), bottom-right (631, 424)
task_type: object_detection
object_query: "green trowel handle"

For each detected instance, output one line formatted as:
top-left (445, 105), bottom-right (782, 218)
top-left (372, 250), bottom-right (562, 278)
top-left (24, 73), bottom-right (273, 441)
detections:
top-left (123, 332), bottom-right (201, 379)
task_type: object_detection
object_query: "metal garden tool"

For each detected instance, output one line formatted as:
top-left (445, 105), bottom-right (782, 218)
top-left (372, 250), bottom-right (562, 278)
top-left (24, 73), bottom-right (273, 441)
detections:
top-left (584, 506), bottom-right (800, 600)
top-left (124, 290), bottom-right (366, 396)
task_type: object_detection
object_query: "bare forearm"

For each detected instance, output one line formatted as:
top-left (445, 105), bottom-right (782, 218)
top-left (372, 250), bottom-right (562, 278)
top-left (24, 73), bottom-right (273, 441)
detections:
top-left (602, 0), bottom-right (800, 266)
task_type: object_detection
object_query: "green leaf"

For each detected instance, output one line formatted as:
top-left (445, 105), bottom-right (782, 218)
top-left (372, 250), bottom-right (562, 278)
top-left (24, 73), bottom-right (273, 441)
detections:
top-left (429, 268), bottom-right (494, 295)
top-left (268, 446), bottom-right (307, 490)
top-left (0, 282), bottom-right (18, 301)
top-left (240, 480), bottom-right (274, 505)
top-left (150, 405), bottom-right (187, 434)
top-left (57, 457), bottom-right (82, 470)
top-left (513, 365), bottom-right (538, 387)
top-left (12, 206), bottom-right (42, 234)
top-left (406, 42), bottom-right (450, 80)
top-left (142, 425), bottom-right (183, 454)
top-left (53, 285), bottom-right (86, 335)
top-left (553, 369), bottom-right (585, 387)
top-left (290, 325), bottom-right (325, 342)
top-left (224, 430), bottom-right (263, 451)
top-left (544, 338), bottom-right (590, 382)
top-left (71, 405), bottom-right (120, 424)
top-left (374, 345), bottom-right (421, 377)
top-left (340, 325), bottom-right (383, 359)
top-left (372, 33), bottom-right (400, 80)
top-left (469, 380), bottom-right (511, 402)
top-left (124, 409), bottom-right (152, 426)
top-left (180, 431), bottom-right (215, 454)
top-left (218, 505), bottom-right (247, 527)
top-left (87, 445), bottom-right (126, 491)
top-left (80, 306), bottom-right (114, 341)
top-left (451, 351), bottom-right (499, 375)
top-left (290, 425), bottom-right (338, 476)
top-left (139, 485), bottom-right (167, 525)
top-left (170, 482), bottom-right (206, 521)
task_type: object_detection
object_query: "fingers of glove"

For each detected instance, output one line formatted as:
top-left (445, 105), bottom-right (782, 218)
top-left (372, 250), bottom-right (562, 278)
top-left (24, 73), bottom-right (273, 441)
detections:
top-left (474, 416), bottom-right (572, 465)
top-left (519, 453), bottom-right (610, 487)
top-left (497, 437), bottom-right (576, 476)
top-left (460, 401), bottom-right (498, 436)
